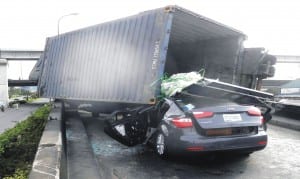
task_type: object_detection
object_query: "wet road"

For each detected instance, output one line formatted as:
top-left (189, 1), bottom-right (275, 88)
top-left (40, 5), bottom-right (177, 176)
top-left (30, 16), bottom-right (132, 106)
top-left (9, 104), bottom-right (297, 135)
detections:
top-left (67, 113), bottom-right (300, 179)
top-left (0, 104), bottom-right (41, 133)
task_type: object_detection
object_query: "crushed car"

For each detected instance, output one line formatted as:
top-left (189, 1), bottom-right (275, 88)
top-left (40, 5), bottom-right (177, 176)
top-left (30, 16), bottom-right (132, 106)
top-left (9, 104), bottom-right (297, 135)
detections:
top-left (104, 72), bottom-right (273, 158)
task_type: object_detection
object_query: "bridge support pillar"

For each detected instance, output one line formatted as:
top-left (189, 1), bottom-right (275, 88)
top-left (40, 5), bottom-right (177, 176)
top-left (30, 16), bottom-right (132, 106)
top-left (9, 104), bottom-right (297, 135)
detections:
top-left (0, 59), bottom-right (8, 105)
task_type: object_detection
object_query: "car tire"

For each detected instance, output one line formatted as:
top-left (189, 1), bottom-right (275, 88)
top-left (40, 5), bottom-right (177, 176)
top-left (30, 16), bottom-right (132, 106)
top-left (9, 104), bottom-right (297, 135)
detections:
top-left (155, 131), bottom-right (168, 159)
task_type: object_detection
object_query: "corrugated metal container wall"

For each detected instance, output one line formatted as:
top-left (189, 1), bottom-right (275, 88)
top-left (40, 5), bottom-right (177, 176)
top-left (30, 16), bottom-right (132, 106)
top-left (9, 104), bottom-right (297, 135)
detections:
top-left (39, 8), bottom-right (172, 104)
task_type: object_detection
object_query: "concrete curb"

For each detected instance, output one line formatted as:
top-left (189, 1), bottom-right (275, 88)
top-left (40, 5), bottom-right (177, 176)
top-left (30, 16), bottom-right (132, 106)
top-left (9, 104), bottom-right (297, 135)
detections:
top-left (29, 103), bottom-right (66, 179)
top-left (65, 116), bottom-right (101, 179)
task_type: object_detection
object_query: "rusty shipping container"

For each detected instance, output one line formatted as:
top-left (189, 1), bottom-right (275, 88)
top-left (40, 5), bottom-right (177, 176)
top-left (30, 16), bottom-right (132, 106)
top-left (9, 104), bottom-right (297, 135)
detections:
top-left (38, 5), bottom-right (247, 104)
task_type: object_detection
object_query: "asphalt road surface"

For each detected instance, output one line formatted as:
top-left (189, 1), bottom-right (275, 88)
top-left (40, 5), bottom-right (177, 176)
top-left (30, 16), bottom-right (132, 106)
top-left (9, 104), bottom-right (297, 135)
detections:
top-left (66, 113), bottom-right (300, 179)
top-left (0, 104), bottom-right (41, 133)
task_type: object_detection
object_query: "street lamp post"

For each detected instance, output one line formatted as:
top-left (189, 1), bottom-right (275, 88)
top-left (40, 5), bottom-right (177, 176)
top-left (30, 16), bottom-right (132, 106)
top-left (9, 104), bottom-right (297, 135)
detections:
top-left (57, 13), bottom-right (79, 35)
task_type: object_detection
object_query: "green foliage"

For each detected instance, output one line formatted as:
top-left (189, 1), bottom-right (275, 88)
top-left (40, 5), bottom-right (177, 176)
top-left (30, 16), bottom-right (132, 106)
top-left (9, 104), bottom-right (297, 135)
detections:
top-left (3, 169), bottom-right (28, 179)
top-left (0, 105), bottom-right (50, 178)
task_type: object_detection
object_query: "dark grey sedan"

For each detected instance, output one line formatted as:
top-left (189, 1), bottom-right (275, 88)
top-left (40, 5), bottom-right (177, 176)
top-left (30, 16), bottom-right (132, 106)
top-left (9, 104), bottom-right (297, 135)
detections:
top-left (104, 93), bottom-right (270, 158)
top-left (104, 79), bottom-right (273, 158)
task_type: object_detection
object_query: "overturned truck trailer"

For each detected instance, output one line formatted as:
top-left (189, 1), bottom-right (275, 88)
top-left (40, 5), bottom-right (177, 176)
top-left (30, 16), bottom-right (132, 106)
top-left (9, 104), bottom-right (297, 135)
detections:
top-left (38, 5), bottom-right (271, 111)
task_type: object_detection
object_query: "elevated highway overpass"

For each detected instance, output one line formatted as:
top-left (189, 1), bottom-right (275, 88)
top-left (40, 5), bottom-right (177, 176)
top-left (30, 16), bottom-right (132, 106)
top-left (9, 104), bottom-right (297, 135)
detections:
top-left (0, 49), bottom-right (42, 60)
top-left (8, 80), bottom-right (38, 87)
top-left (0, 49), bottom-right (42, 105)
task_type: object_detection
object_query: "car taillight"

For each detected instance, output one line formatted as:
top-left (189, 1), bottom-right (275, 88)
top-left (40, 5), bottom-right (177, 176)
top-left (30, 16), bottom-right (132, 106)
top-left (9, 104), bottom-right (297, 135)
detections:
top-left (247, 107), bottom-right (261, 116)
top-left (172, 117), bottom-right (193, 128)
top-left (258, 141), bottom-right (267, 145)
top-left (193, 111), bottom-right (214, 119)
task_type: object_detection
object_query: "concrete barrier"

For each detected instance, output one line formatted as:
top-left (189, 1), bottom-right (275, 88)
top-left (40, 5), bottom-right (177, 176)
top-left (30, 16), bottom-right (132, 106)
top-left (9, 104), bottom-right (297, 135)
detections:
top-left (29, 103), bottom-right (67, 179)
top-left (269, 115), bottom-right (300, 131)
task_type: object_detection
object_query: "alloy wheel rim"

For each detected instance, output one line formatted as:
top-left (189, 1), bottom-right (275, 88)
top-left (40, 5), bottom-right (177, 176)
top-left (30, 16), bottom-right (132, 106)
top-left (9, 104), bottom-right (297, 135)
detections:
top-left (156, 133), bottom-right (165, 155)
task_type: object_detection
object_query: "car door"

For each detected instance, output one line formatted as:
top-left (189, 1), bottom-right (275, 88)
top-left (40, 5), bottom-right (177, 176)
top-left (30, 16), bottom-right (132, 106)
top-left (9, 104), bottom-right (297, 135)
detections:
top-left (104, 106), bottom-right (151, 146)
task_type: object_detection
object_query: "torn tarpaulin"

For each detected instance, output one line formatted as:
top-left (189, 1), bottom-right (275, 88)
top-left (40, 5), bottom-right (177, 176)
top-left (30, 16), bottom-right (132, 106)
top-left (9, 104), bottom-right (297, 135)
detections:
top-left (161, 71), bottom-right (204, 97)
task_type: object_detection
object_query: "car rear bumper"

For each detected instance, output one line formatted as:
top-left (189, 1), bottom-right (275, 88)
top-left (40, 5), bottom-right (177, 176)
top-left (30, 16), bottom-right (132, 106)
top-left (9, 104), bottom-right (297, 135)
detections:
top-left (166, 131), bottom-right (267, 154)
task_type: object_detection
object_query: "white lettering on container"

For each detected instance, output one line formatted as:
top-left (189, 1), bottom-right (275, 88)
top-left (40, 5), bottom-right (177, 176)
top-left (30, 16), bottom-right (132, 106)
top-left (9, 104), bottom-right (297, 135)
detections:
top-left (152, 40), bottom-right (160, 70)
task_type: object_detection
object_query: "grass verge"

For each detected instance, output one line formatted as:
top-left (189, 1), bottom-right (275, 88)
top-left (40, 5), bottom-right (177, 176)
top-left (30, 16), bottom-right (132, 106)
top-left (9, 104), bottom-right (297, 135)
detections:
top-left (0, 105), bottom-right (50, 179)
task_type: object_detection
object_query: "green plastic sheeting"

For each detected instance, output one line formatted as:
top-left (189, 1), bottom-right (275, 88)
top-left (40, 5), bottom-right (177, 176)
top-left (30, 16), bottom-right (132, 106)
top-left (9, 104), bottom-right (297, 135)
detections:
top-left (161, 71), bottom-right (204, 97)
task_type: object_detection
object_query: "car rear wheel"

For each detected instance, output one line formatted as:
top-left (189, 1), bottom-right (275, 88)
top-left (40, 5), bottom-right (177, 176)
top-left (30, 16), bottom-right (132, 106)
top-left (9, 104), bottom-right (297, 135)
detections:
top-left (155, 132), bottom-right (168, 158)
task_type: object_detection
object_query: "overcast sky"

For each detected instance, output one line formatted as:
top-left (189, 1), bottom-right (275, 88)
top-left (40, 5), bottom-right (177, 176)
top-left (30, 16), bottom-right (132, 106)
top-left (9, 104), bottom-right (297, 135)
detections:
top-left (1, 0), bottom-right (300, 79)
